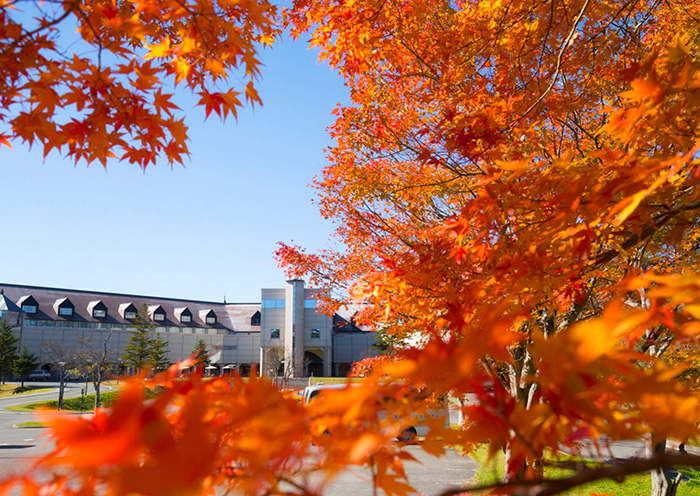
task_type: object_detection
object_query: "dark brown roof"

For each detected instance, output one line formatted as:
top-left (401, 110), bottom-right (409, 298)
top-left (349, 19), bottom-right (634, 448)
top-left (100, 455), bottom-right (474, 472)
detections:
top-left (0, 283), bottom-right (261, 333)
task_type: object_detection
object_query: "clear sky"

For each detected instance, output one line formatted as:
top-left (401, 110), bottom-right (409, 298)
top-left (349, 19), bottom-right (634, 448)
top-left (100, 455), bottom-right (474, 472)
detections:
top-left (0, 35), bottom-right (349, 303)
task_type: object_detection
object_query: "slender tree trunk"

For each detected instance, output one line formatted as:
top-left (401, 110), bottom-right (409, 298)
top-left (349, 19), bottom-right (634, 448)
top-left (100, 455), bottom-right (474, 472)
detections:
top-left (93, 366), bottom-right (102, 409)
top-left (57, 373), bottom-right (66, 410)
top-left (647, 435), bottom-right (681, 496)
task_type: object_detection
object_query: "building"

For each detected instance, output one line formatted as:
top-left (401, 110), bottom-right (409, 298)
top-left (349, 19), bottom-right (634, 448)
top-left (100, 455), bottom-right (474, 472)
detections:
top-left (0, 279), bottom-right (376, 377)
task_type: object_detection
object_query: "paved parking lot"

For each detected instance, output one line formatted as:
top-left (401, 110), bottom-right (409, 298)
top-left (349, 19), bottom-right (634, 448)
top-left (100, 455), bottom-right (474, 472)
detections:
top-left (0, 384), bottom-right (479, 496)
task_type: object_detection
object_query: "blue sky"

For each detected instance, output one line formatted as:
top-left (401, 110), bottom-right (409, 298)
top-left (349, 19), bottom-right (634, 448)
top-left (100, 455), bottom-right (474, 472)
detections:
top-left (0, 36), bottom-right (349, 303)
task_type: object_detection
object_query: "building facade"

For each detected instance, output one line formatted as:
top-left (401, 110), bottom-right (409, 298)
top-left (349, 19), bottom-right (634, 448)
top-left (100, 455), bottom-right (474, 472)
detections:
top-left (0, 279), bottom-right (376, 377)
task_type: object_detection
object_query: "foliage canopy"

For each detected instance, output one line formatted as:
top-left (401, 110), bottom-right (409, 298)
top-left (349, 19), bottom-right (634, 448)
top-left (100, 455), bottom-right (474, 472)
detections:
top-left (4, 0), bottom-right (700, 495)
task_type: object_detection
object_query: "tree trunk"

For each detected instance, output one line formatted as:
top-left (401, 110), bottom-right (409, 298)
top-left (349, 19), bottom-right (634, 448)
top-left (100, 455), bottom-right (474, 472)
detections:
top-left (57, 374), bottom-right (66, 410)
top-left (646, 435), bottom-right (681, 496)
top-left (94, 383), bottom-right (101, 409)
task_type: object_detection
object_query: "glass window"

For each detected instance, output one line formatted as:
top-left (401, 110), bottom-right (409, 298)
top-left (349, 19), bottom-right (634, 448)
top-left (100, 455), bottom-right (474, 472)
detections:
top-left (262, 299), bottom-right (285, 309)
top-left (154, 313), bottom-right (165, 322)
top-left (22, 304), bottom-right (37, 313)
top-left (25, 319), bottom-right (37, 327)
top-left (58, 307), bottom-right (73, 316)
top-left (311, 328), bottom-right (321, 339)
top-left (181, 315), bottom-right (192, 323)
top-left (208, 328), bottom-right (217, 335)
top-left (304, 299), bottom-right (317, 309)
top-left (206, 316), bottom-right (216, 325)
top-left (270, 329), bottom-right (280, 339)
top-left (125, 311), bottom-right (136, 319)
top-left (93, 309), bottom-right (106, 318)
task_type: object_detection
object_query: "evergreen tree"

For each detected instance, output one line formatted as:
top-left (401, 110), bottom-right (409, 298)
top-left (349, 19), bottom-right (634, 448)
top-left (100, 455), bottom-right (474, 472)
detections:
top-left (122, 304), bottom-right (154, 372)
top-left (191, 339), bottom-right (211, 366)
top-left (0, 318), bottom-right (18, 384)
top-left (150, 333), bottom-right (170, 373)
top-left (13, 346), bottom-right (37, 387)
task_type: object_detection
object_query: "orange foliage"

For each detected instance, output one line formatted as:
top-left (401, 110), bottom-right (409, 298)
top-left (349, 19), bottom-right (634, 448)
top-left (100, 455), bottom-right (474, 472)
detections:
top-left (278, 0), bottom-right (700, 489)
top-left (6, 0), bottom-right (700, 494)
top-left (2, 362), bottom-right (455, 496)
top-left (0, 0), bottom-right (279, 167)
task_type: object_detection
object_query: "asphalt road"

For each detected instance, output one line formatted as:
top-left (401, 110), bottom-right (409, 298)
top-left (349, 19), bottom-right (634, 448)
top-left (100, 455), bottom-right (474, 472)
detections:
top-left (0, 383), bottom-right (480, 496)
top-left (0, 381), bottom-right (106, 482)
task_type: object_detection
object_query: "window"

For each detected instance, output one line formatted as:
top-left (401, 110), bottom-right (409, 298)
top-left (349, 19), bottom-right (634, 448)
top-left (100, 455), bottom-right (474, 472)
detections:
top-left (88, 300), bottom-right (107, 319)
top-left (19, 296), bottom-right (39, 314)
top-left (311, 328), bottom-right (321, 339)
top-left (200, 309), bottom-right (216, 325)
top-left (154, 312), bottom-right (165, 322)
top-left (270, 329), bottom-right (280, 339)
top-left (181, 315), bottom-right (192, 323)
top-left (22, 304), bottom-right (37, 314)
top-left (58, 307), bottom-right (73, 316)
top-left (120, 302), bottom-right (137, 319)
top-left (262, 299), bottom-right (285, 309)
top-left (304, 299), bottom-right (317, 309)
top-left (251, 311), bottom-right (261, 326)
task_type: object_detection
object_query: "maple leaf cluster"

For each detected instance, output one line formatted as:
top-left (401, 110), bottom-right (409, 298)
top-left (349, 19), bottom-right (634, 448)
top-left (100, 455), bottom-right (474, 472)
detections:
top-left (0, 0), bottom-right (279, 167)
top-left (278, 0), bottom-right (700, 490)
top-left (1, 361), bottom-right (456, 496)
top-left (6, 0), bottom-right (700, 494)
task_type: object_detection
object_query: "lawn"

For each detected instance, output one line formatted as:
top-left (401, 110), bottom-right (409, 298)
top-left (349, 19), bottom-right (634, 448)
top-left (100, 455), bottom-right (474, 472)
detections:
top-left (465, 444), bottom-right (700, 496)
top-left (6, 390), bottom-right (122, 412)
top-left (0, 384), bottom-right (53, 398)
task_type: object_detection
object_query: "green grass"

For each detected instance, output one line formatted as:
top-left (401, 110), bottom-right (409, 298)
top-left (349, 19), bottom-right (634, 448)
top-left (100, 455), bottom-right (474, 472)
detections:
top-left (7, 390), bottom-right (122, 412)
top-left (465, 444), bottom-right (700, 496)
top-left (0, 384), bottom-right (53, 398)
top-left (14, 421), bottom-right (47, 428)
top-left (6, 387), bottom-right (159, 412)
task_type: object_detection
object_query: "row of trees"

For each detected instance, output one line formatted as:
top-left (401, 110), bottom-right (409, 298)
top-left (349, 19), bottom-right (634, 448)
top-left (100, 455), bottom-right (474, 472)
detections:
top-left (0, 319), bottom-right (38, 388)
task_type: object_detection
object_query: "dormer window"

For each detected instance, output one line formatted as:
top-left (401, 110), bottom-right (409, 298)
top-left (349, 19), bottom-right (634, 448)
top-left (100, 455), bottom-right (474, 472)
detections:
top-left (175, 307), bottom-right (193, 324)
top-left (88, 300), bottom-right (108, 319)
top-left (119, 302), bottom-right (138, 320)
top-left (149, 305), bottom-right (166, 322)
top-left (199, 309), bottom-right (217, 326)
top-left (18, 295), bottom-right (38, 314)
top-left (251, 311), bottom-right (261, 326)
top-left (54, 298), bottom-right (74, 317)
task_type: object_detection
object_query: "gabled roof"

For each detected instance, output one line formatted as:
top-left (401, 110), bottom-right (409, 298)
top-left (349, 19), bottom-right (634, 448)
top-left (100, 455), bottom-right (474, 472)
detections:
top-left (53, 297), bottom-right (74, 316)
top-left (0, 290), bottom-right (21, 312)
top-left (118, 302), bottom-right (138, 317)
top-left (18, 295), bottom-right (37, 307)
top-left (174, 307), bottom-right (192, 318)
top-left (87, 300), bottom-right (108, 313)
